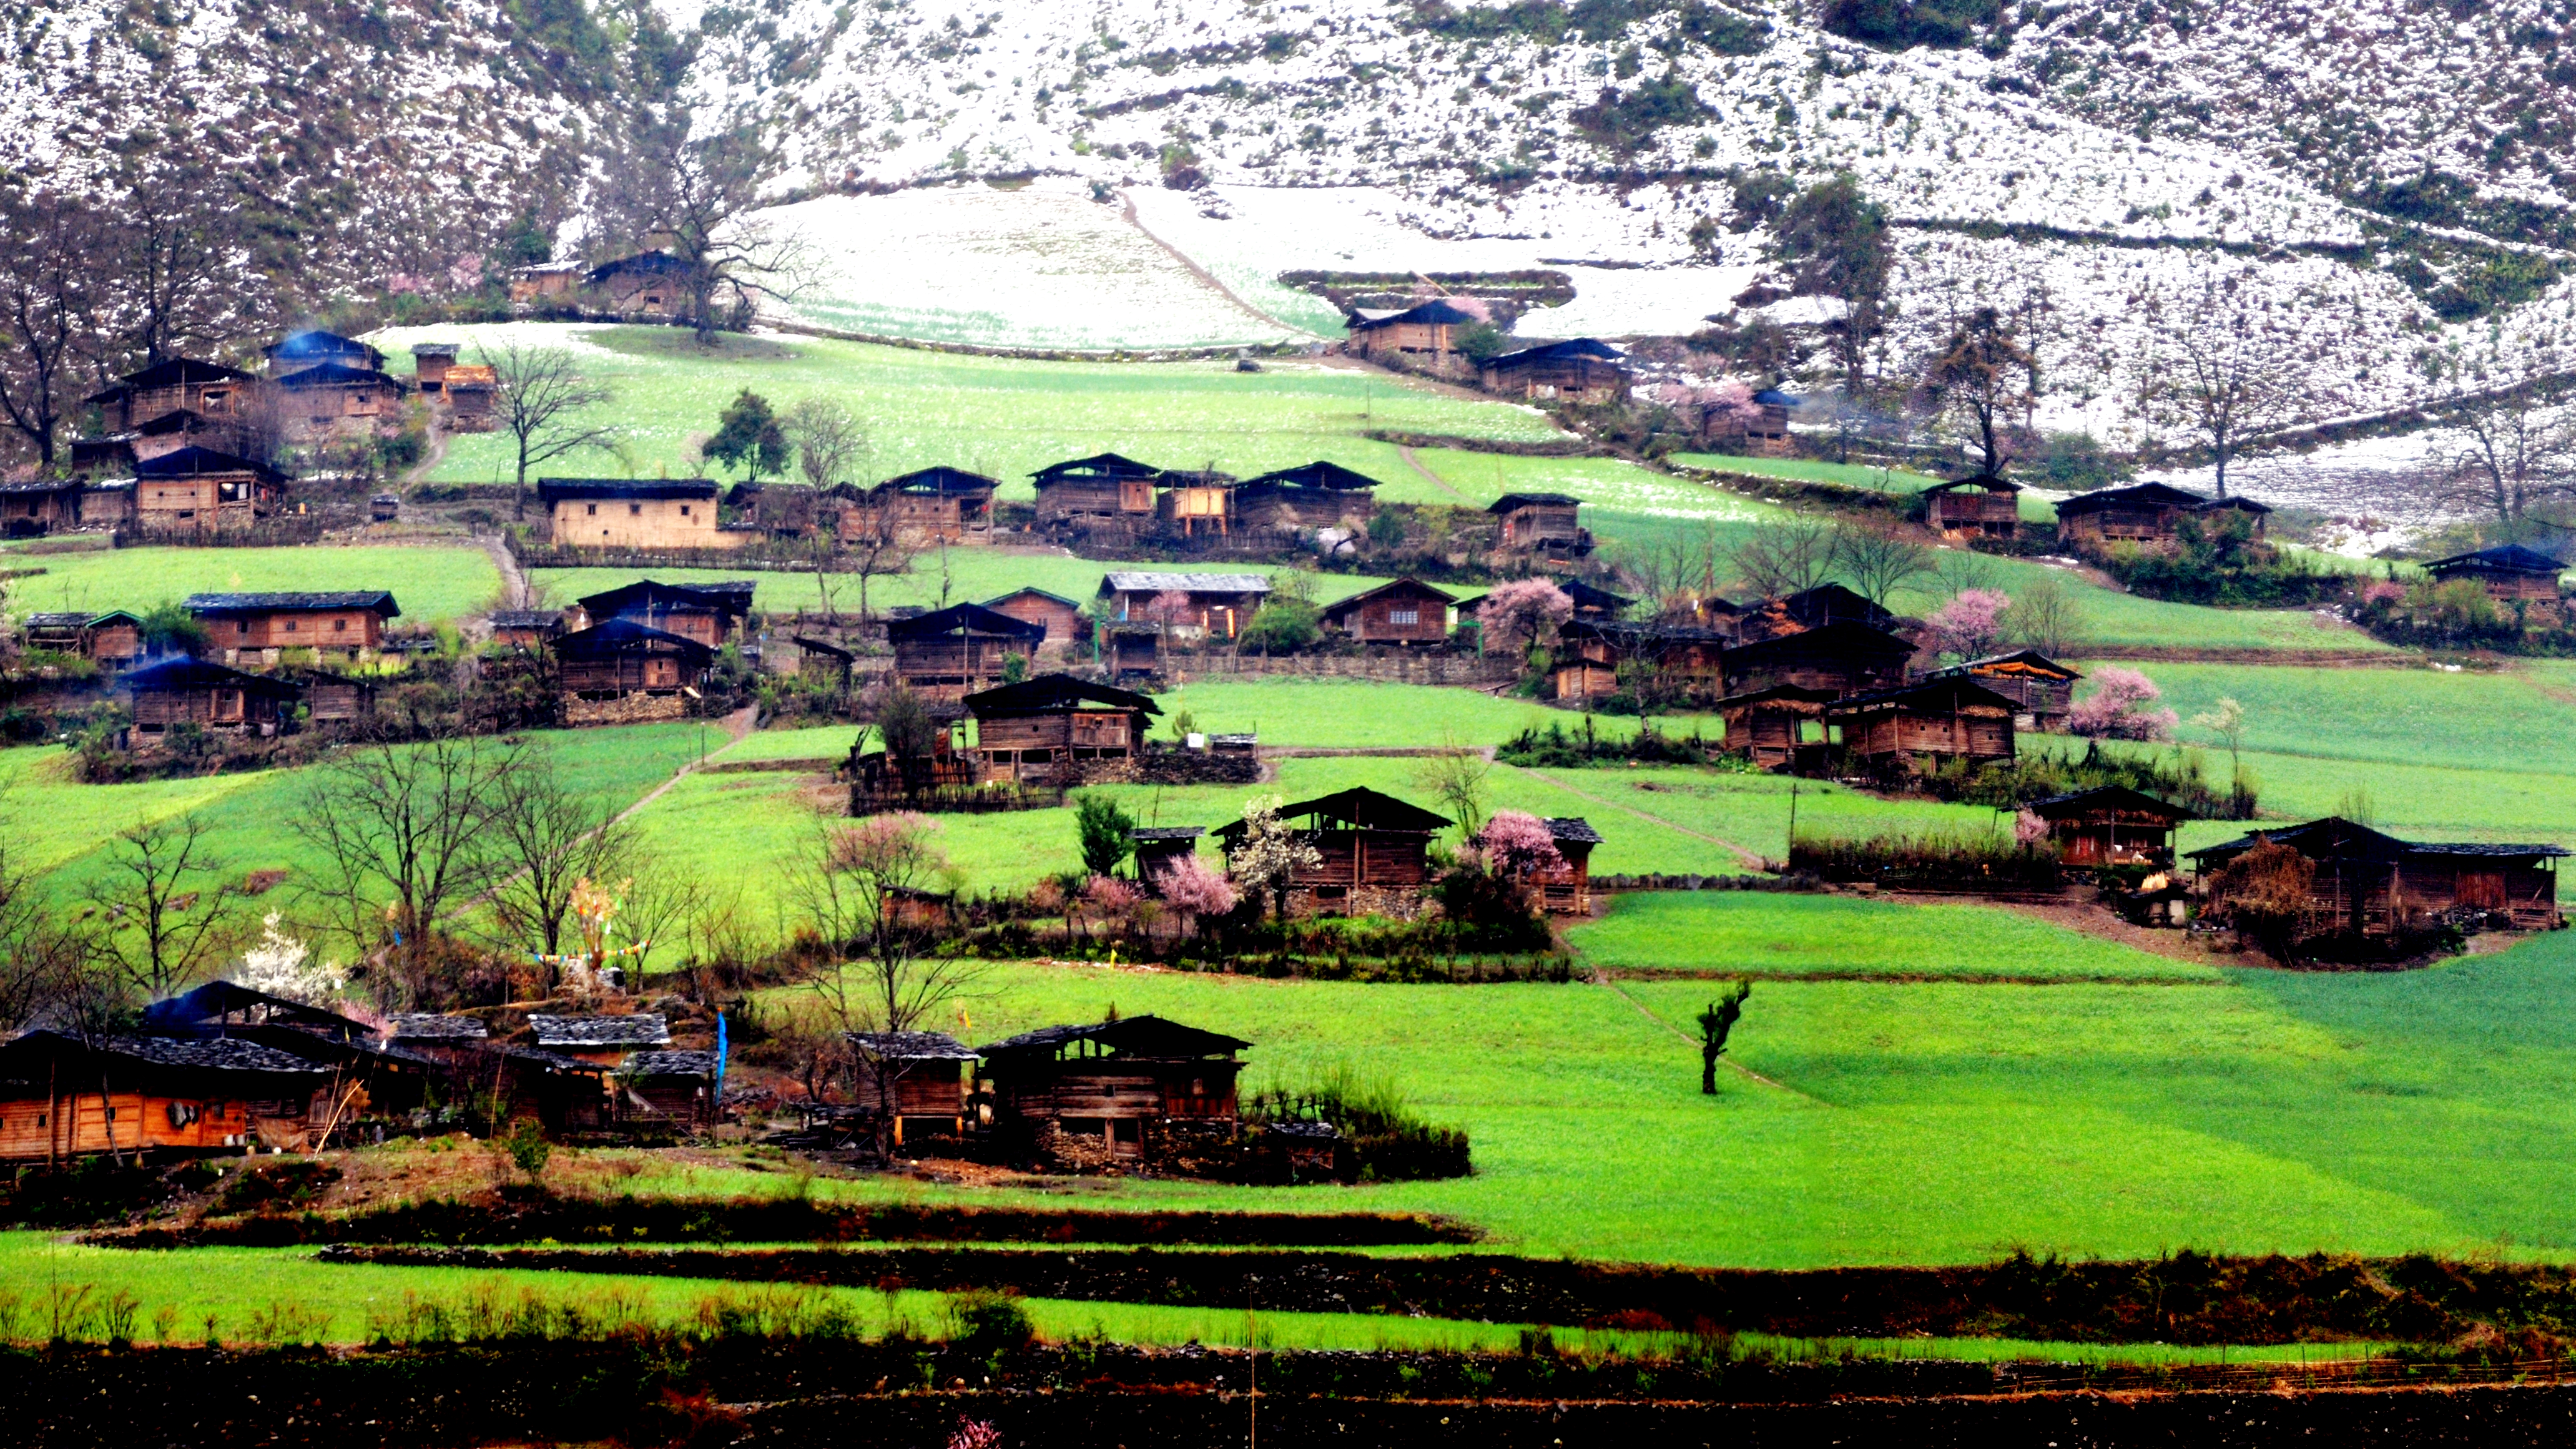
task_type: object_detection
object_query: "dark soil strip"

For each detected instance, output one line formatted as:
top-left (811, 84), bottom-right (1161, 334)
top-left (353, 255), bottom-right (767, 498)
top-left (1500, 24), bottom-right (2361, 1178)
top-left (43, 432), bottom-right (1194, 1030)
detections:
top-left (315, 1245), bottom-right (2576, 1350)
top-left (1596, 968), bottom-right (2226, 985)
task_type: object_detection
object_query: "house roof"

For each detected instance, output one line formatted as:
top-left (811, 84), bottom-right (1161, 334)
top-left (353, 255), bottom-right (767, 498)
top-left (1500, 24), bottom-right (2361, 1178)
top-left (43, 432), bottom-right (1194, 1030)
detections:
top-left (0, 478), bottom-right (82, 496)
top-left (2025, 785), bottom-right (2189, 823)
top-left (1952, 649), bottom-right (2082, 680)
top-left (1032, 451), bottom-right (1162, 484)
top-left (265, 330), bottom-right (380, 363)
top-left (488, 610), bottom-right (563, 630)
top-left (963, 673), bottom-right (1161, 716)
top-left (1560, 579), bottom-right (1636, 612)
top-left (1130, 826), bottom-right (1205, 842)
top-left (1349, 298), bottom-right (1478, 328)
top-left (2188, 817), bottom-right (2569, 864)
top-left (620, 1049), bottom-right (722, 1078)
top-left (1218, 785), bottom-right (1450, 837)
top-left (136, 445), bottom-right (287, 483)
top-left (790, 633), bottom-right (856, 661)
top-left (23, 610), bottom-right (142, 629)
top-left (1488, 492), bottom-right (1581, 512)
top-left (847, 1030), bottom-right (979, 1061)
top-left (2425, 544), bottom-right (2565, 576)
top-left (140, 980), bottom-right (375, 1038)
top-left (538, 478), bottom-right (720, 503)
top-left (1237, 461), bottom-right (1385, 492)
top-left (1320, 577), bottom-right (1457, 620)
top-left (1484, 337), bottom-right (1627, 370)
top-left (1772, 584), bottom-right (1896, 629)
top-left (880, 466), bottom-right (1001, 496)
top-left (1922, 474), bottom-right (2023, 495)
top-left (577, 579), bottom-right (755, 616)
top-left (528, 1013), bottom-right (672, 1047)
top-left (1, 1029), bottom-right (329, 1078)
top-left (122, 658), bottom-right (302, 699)
top-left (388, 1013), bottom-right (490, 1040)
top-left (85, 358), bottom-right (256, 403)
top-left (1099, 571), bottom-right (1274, 595)
top-left (1725, 619), bottom-right (1917, 663)
top-left (883, 601), bottom-right (1048, 642)
top-left (1826, 676), bottom-right (2023, 715)
top-left (184, 591), bottom-right (401, 617)
top-left (983, 587), bottom-right (1085, 611)
top-left (275, 361), bottom-right (400, 390)
top-left (410, 343), bottom-right (461, 358)
top-left (1711, 683), bottom-right (1844, 709)
top-left (553, 618), bottom-right (717, 661)
top-left (1543, 817), bottom-right (1604, 845)
top-left (1751, 388), bottom-right (1801, 406)
top-left (587, 250), bottom-right (694, 282)
top-left (976, 1013), bottom-right (1251, 1061)
top-left (2053, 481), bottom-right (2211, 515)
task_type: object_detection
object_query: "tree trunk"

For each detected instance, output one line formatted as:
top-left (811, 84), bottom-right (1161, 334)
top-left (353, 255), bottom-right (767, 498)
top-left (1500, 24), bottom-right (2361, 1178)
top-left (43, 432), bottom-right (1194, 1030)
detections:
top-left (1700, 1046), bottom-right (1718, 1095)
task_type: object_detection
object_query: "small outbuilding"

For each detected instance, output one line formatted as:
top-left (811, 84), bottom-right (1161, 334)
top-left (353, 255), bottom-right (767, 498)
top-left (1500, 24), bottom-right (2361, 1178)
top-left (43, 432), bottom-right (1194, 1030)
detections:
top-left (982, 588), bottom-right (1088, 648)
top-left (961, 674), bottom-right (1159, 785)
top-left (1941, 651), bottom-right (2083, 732)
top-left (1033, 453), bottom-right (1161, 524)
top-left (2422, 544), bottom-right (2564, 607)
top-left (2188, 817), bottom-right (2567, 937)
top-left (1487, 493), bottom-right (1591, 558)
top-left (551, 619), bottom-right (715, 722)
top-left (1921, 476), bottom-right (2022, 539)
top-left (1320, 577), bottom-right (1455, 644)
top-left (1721, 620), bottom-right (1914, 698)
top-left (2026, 785), bottom-right (2189, 870)
top-left (573, 579), bottom-right (755, 647)
top-left (1131, 827), bottom-right (1207, 894)
top-left (975, 1015), bottom-right (1249, 1167)
top-left (21, 609), bottom-right (144, 664)
top-left (846, 1031), bottom-right (978, 1144)
top-left (1478, 338), bottom-right (1630, 404)
top-left (1714, 683), bottom-right (1839, 770)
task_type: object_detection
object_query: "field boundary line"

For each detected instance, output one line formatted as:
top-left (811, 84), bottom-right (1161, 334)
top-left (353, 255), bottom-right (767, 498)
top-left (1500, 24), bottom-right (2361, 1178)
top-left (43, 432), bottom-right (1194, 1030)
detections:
top-left (1500, 764), bottom-right (1767, 870)
top-left (1118, 190), bottom-right (1329, 343)
top-left (1595, 967), bottom-right (2226, 986)
top-left (1394, 445), bottom-right (1475, 505)
top-left (1594, 976), bottom-right (1814, 1100)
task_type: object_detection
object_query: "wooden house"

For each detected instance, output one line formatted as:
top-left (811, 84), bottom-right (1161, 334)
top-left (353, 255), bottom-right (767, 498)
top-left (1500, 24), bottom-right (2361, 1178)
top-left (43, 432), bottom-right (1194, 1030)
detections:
top-left (585, 251), bottom-right (696, 316)
top-left (1232, 462), bottom-right (1379, 531)
top-left (1131, 827), bottom-right (1206, 895)
top-left (509, 261), bottom-right (584, 304)
top-left (71, 405), bottom-right (254, 474)
top-left (1478, 338), bottom-right (1630, 404)
top-left (0, 479), bottom-right (87, 538)
top-left (1824, 676), bottom-right (2018, 768)
top-left (264, 330), bottom-right (385, 375)
top-left (494, 1048), bottom-right (616, 1131)
top-left (859, 467), bottom-right (1000, 544)
top-left (2188, 818), bottom-right (2566, 938)
top-left (2055, 482), bottom-right (2273, 546)
top-left (370, 493), bottom-right (401, 523)
top-left (1562, 579), bottom-right (1635, 621)
top-left (1216, 786), bottom-right (1450, 918)
top-left (2423, 544), bottom-right (2565, 607)
top-left (539, 478), bottom-right (739, 551)
top-left (974, 1015), bottom-right (1250, 1166)
top-left (1733, 584), bottom-right (1897, 643)
top-left (2026, 785), bottom-right (2188, 870)
top-left (529, 1014), bottom-right (673, 1068)
top-left (791, 634), bottom-right (856, 690)
top-left (982, 588), bottom-right (1088, 650)
top-left (886, 602), bottom-right (1047, 701)
top-left (1320, 577), bottom-right (1455, 644)
top-left (84, 358), bottom-right (258, 433)
top-left (846, 1031), bottom-right (978, 1144)
top-left (1714, 683), bottom-right (1839, 769)
top-left (1721, 621), bottom-right (1914, 697)
top-left (572, 579), bottom-right (754, 648)
top-left (1153, 469), bottom-right (1236, 536)
top-left (443, 365), bottom-right (498, 430)
top-left (1096, 572), bottom-right (1271, 640)
top-left (1550, 620), bottom-right (1624, 701)
top-left (1922, 476), bottom-right (2022, 539)
top-left (184, 591), bottom-right (401, 665)
top-left (488, 609), bottom-right (565, 649)
top-left (122, 658), bottom-right (299, 742)
top-left (1512, 817), bottom-right (1601, 915)
top-left (20, 610), bottom-right (143, 664)
top-left (273, 361), bottom-right (405, 443)
top-left (1551, 622), bottom-right (1730, 703)
top-left (384, 1014), bottom-right (491, 1069)
top-left (410, 343), bottom-right (461, 395)
top-left (1941, 651), bottom-right (2082, 731)
top-left (0, 1029), bottom-right (330, 1162)
top-left (617, 1051), bottom-right (722, 1127)
top-left (300, 672), bottom-right (379, 725)
top-left (552, 620), bottom-right (714, 722)
top-left (1032, 453), bottom-right (1160, 526)
top-left (139, 980), bottom-right (431, 1121)
top-left (963, 674), bottom-right (1157, 785)
top-left (1345, 298), bottom-right (1476, 368)
top-left (1488, 493), bottom-right (1592, 559)
top-left (134, 446), bottom-right (287, 536)
top-left (729, 482), bottom-right (827, 539)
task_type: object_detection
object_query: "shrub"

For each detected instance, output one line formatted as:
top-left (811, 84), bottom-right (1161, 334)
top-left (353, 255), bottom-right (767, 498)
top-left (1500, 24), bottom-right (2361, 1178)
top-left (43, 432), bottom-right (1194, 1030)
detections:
top-left (1072, 793), bottom-right (1136, 878)
top-left (501, 1121), bottom-right (551, 1181)
top-left (1787, 830), bottom-right (2063, 892)
top-left (1246, 1061), bottom-right (1470, 1181)
top-left (945, 1290), bottom-right (1034, 1354)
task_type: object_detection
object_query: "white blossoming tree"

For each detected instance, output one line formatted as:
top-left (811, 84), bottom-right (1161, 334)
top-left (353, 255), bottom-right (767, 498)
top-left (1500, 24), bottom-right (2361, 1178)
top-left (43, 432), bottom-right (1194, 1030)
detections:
top-left (230, 912), bottom-right (348, 1008)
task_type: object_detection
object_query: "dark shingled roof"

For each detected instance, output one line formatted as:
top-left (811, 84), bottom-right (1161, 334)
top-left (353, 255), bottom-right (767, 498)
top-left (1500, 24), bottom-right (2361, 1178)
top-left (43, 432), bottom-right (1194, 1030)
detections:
top-left (488, 610), bottom-right (563, 630)
top-left (274, 361), bottom-right (400, 390)
top-left (885, 602), bottom-right (1048, 642)
top-left (537, 478), bottom-right (720, 503)
top-left (142, 980), bottom-right (375, 1038)
top-left (1031, 451), bottom-right (1163, 484)
top-left (501, 1046), bottom-right (611, 1073)
top-left (184, 591), bottom-right (401, 617)
top-left (1487, 492), bottom-right (1581, 512)
top-left (963, 673), bottom-right (1161, 716)
top-left (847, 1031), bottom-right (980, 1061)
top-left (552, 618), bottom-right (716, 661)
top-left (24, 610), bottom-right (141, 629)
top-left (1218, 786), bottom-right (1449, 838)
top-left (1483, 337), bottom-right (1626, 370)
top-left (122, 657), bottom-right (301, 699)
top-left (983, 586), bottom-right (1085, 611)
top-left (1237, 461), bottom-right (1385, 492)
top-left (577, 579), bottom-right (756, 617)
top-left (1945, 649), bottom-right (2083, 681)
top-left (1560, 579), bottom-right (1635, 612)
top-left (1922, 474), bottom-right (2023, 495)
top-left (1130, 826), bottom-right (1205, 842)
top-left (621, 1049), bottom-right (723, 1078)
top-left (587, 250), bottom-right (694, 282)
top-left (976, 1014), bottom-right (1251, 1060)
top-left (1543, 817), bottom-right (1604, 845)
top-left (266, 329), bottom-right (378, 361)
top-left (1320, 577), bottom-right (1457, 621)
top-left (106, 1035), bottom-right (332, 1073)
top-left (2425, 544), bottom-right (2565, 576)
top-left (136, 445), bottom-right (287, 483)
top-left (880, 466), bottom-right (1001, 495)
top-left (84, 358), bottom-right (255, 404)
top-left (1349, 299), bottom-right (1479, 328)
top-left (2025, 785), bottom-right (2189, 822)
top-left (529, 1014), bottom-right (671, 1047)
top-left (1827, 677), bottom-right (2023, 715)
top-left (388, 1013), bottom-right (491, 1041)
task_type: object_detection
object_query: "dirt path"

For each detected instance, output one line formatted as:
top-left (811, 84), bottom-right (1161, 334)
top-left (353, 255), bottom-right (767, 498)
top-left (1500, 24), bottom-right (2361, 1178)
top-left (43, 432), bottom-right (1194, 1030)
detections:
top-left (1395, 445), bottom-right (1474, 506)
top-left (607, 704), bottom-right (761, 830)
top-left (1118, 191), bottom-right (1326, 342)
top-left (1919, 892), bottom-right (2224, 965)
top-left (1500, 764), bottom-right (1769, 870)
top-left (1594, 976), bottom-right (1812, 1099)
top-left (483, 533), bottom-right (531, 610)
top-left (400, 426), bottom-right (450, 488)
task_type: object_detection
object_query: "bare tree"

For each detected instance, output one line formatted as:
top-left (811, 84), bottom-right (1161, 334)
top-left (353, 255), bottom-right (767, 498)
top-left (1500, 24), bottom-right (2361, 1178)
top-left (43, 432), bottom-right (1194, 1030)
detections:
top-left (2001, 573), bottom-right (2086, 657)
top-left (0, 183), bottom-right (108, 469)
top-left (483, 341), bottom-right (619, 519)
top-left (1729, 514), bottom-right (1838, 599)
top-left (2131, 263), bottom-right (2340, 498)
top-left (292, 736), bottom-right (524, 1010)
top-left (784, 395), bottom-right (868, 488)
top-left (1410, 734), bottom-right (1493, 840)
top-left (2425, 340), bottom-right (2576, 529)
top-left (486, 757), bottom-right (638, 985)
top-left (1613, 522), bottom-right (1724, 619)
top-left (609, 122), bottom-right (813, 342)
top-left (838, 491), bottom-right (917, 622)
top-left (84, 815), bottom-right (243, 1002)
top-left (1829, 516), bottom-right (1936, 607)
top-left (104, 155), bottom-right (261, 367)
top-left (1919, 305), bottom-right (2035, 476)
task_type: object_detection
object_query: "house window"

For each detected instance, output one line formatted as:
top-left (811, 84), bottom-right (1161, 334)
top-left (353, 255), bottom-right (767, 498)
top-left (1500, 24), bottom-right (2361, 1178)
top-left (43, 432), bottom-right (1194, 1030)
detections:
top-left (334, 618), bottom-right (348, 632)
top-left (586, 503), bottom-right (598, 516)
top-left (679, 505), bottom-right (691, 517)
top-left (1389, 607), bottom-right (1418, 626)
top-left (237, 620), bottom-right (250, 636)
top-left (629, 504), bottom-right (642, 516)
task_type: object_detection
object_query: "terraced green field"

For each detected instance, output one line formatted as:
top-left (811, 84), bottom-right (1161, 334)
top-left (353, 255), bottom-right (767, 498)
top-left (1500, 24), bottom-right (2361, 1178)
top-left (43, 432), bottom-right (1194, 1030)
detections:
top-left (1566, 892), bottom-right (2217, 981)
top-left (0, 545), bottom-right (501, 627)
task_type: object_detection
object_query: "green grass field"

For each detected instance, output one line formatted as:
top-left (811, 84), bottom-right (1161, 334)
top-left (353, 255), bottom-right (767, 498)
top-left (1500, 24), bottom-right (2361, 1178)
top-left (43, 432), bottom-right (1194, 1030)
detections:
top-left (1568, 892), bottom-right (2219, 981)
top-left (526, 554), bottom-right (1395, 618)
top-left (1, 546), bottom-right (501, 627)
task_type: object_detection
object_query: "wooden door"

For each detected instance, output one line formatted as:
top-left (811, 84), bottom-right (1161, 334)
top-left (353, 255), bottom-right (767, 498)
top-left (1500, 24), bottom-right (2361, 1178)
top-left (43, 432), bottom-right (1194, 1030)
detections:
top-left (2459, 871), bottom-right (2506, 910)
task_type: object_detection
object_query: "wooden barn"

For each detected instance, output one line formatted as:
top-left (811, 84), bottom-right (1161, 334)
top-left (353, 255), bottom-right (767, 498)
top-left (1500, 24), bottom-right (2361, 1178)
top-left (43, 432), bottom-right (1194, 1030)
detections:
top-left (1478, 338), bottom-right (1630, 403)
top-left (1033, 453), bottom-right (1161, 525)
top-left (2055, 483), bottom-right (2273, 546)
top-left (1153, 469), bottom-right (1237, 536)
top-left (1320, 577), bottom-right (1455, 644)
top-left (859, 467), bottom-right (1000, 545)
top-left (585, 250), bottom-right (696, 316)
top-left (1826, 676), bottom-right (2018, 768)
top-left (509, 261), bottom-right (584, 303)
top-left (1714, 683), bottom-right (1839, 769)
top-left (1551, 622), bottom-right (1731, 704)
top-left (974, 1015), bottom-right (1250, 1167)
top-left (20, 610), bottom-right (142, 663)
top-left (1550, 621), bottom-right (1624, 701)
top-left (443, 365), bottom-right (497, 430)
top-left (1921, 476), bottom-right (2022, 539)
top-left (981, 588), bottom-right (1088, 649)
top-left (2027, 785), bottom-right (2188, 870)
top-left (410, 343), bottom-right (460, 395)
top-left (1216, 786), bottom-right (1450, 918)
top-left (846, 1031), bottom-right (978, 1144)
top-left (488, 609), bottom-right (565, 650)
top-left (1942, 651), bottom-right (2083, 732)
top-left (1131, 827), bottom-right (1206, 895)
top-left (1345, 298), bottom-right (1477, 368)
top-left (962, 674), bottom-right (1158, 785)
top-left (1488, 493), bottom-right (1592, 558)
top-left (1232, 461), bottom-right (1380, 531)
top-left (887, 602), bottom-right (1047, 700)
top-left (84, 358), bottom-right (258, 434)
top-left (273, 360), bottom-right (405, 443)
top-left (541, 478), bottom-right (740, 551)
top-left (1721, 621), bottom-right (1914, 698)
top-left (551, 619), bottom-right (714, 722)
top-left (2423, 544), bottom-right (2564, 607)
top-left (184, 591), bottom-right (401, 665)
top-left (1096, 572), bottom-right (1271, 640)
top-left (0, 1030), bottom-right (330, 1162)
top-left (123, 659), bottom-right (299, 742)
top-left (1106, 624), bottom-right (1161, 682)
top-left (300, 672), bottom-right (378, 725)
top-left (573, 579), bottom-right (754, 648)
top-left (2189, 818), bottom-right (2567, 937)
top-left (0, 478), bottom-right (86, 537)
top-left (134, 446), bottom-right (287, 536)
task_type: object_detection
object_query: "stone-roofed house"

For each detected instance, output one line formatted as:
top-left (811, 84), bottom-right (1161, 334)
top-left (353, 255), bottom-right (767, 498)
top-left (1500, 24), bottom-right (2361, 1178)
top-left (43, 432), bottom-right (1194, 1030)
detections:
top-left (974, 1015), bottom-right (1251, 1169)
top-left (488, 610), bottom-right (565, 649)
top-left (272, 360), bottom-right (406, 443)
top-left (184, 591), bottom-right (401, 666)
top-left (529, 1013), bottom-right (671, 1068)
top-left (619, 1049), bottom-right (723, 1126)
top-left (1095, 571), bottom-right (1271, 639)
top-left (847, 1031), bottom-right (979, 1143)
top-left (1478, 338), bottom-right (1630, 404)
top-left (539, 478), bottom-right (740, 551)
top-left (0, 1028), bottom-right (330, 1160)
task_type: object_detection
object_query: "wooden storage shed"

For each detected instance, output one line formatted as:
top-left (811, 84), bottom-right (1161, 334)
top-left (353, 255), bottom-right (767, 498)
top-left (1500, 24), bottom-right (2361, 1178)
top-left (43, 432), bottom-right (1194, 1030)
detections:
top-left (1714, 683), bottom-right (1839, 769)
top-left (982, 588), bottom-right (1088, 647)
top-left (1131, 827), bottom-right (1207, 895)
top-left (123, 658), bottom-right (299, 742)
top-left (1825, 677), bottom-right (2018, 767)
top-left (847, 1031), bottom-right (979, 1144)
top-left (1232, 461), bottom-right (1380, 530)
top-left (1721, 621), bottom-right (1914, 698)
top-left (551, 619), bottom-right (714, 720)
top-left (1478, 338), bottom-right (1630, 403)
top-left (1488, 493), bottom-right (1591, 557)
top-left (2422, 544), bottom-right (2564, 606)
top-left (962, 674), bottom-right (1159, 785)
top-left (1320, 577), bottom-right (1455, 644)
top-left (21, 610), bottom-right (143, 664)
top-left (1095, 572), bottom-right (1271, 640)
top-left (573, 579), bottom-right (754, 647)
top-left (975, 1015), bottom-right (1250, 1166)
top-left (1921, 476), bottom-right (2022, 539)
top-left (2189, 817), bottom-right (2567, 937)
top-left (1216, 786), bottom-right (1450, 918)
top-left (861, 467), bottom-right (1000, 545)
top-left (1943, 651), bottom-right (2082, 732)
top-left (2026, 785), bottom-right (2188, 870)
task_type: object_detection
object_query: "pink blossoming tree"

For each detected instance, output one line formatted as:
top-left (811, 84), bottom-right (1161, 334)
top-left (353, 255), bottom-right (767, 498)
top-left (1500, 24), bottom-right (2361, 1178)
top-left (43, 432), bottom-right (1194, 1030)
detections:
top-left (2065, 666), bottom-right (2179, 740)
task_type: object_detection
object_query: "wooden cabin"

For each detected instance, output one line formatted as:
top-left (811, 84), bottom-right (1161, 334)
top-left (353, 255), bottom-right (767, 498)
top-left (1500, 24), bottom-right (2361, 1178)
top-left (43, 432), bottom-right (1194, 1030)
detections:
top-left (1033, 453), bottom-right (1160, 526)
top-left (1562, 579), bottom-right (1635, 621)
top-left (1721, 621), bottom-right (1914, 698)
top-left (1216, 786), bottom-right (1450, 918)
top-left (1096, 572), bottom-right (1271, 640)
top-left (529, 1014), bottom-right (673, 1069)
top-left (184, 591), bottom-right (401, 665)
top-left (273, 361), bottom-right (405, 443)
top-left (551, 619), bottom-right (714, 722)
top-left (573, 579), bottom-right (754, 648)
top-left (2423, 544), bottom-right (2565, 607)
top-left (20, 610), bottom-right (143, 663)
top-left (410, 343), bottom-right (461, 395)
top-left (846, 1031), bottom-right (978, 1144)
top-left (1320, 577), bottom-right (1455, 644)
top-left (0, 1030), bottom-right (330, 1161)
top-left (1479, 338), bottom-right (1630, 404)
top-left (1550, 621), bottom-right (1623, 702)
top-left (1922, 476), bottom-right (2022, 539)
top-left (123, 658), bottom-right (299, 743)
top-left (962, 674), bottom-right (1158, 785)
top-left (860, 468), bottom-right (1000, 545)
top-left (1107, 624), bottom-right (1161, 682)
top-left (1131, 827), bottom-right (1206, 895)
top-left (1942, 651), bottom-right (2082, 732)
top-left (887, 602), bottom-right (1046, 702)
top-left (0, 478), bottom-right (87, 537)
top-left (488, 609), bottom-right (565, 650)
top-left (1714, 684), bottom-right (1839, 769)
top-left (139, 980), bottom-right (431, 1121)
top-left (982, 588), bottom-right (1088, 650)
top-left (974, 1015), bottom-right (1249, 1167)
top-left (1345, 298), bottom-right (1476, 367)
top-left (1515, 817), bottom-right (1601, 916)
top-left (1232, 462), bottom-right (1379, 531)
top-left (541, 478), bottom-right (739, 551)
top-left (1488, 493), bottom-right (1591, 558)
top-left (443, 365), bottom-right (497, 430)
top-left (1825, 677), bottom-right (2018, 768)
top-left (2189, 817), bottom-right (2566, 938)
top-left (2026, 785), bottom-right (2188, 870)
top-left (84, 358), bottom-right (258, 433)
top-left (71, 404), bottom-right (255, 474)
top-left (509, 261), bottom-right (584, 304)
top-left (134, 446), bottom-right (287, 536)
top-left (77, 479), bottom-right (137, 529)
top-left (301, 672), bottom-right (378, 725)
top-left (265, 330), bottom-right (385, 375)
top-left (1154, 469), bottom-right (1236, 536)
top-left (2055, 482), bottom-right (2273, 547)
top-left (791, 634), bottom-right (856, 690)
top-left (1551, 622), bottom-right (1729, 704)
top-left (1732, 584), bottom-right (1897, 643)
top-left (618, 1051), bottom-right (722, 1127)
top-left (370, 493), bottom-right (401, 523)
top-left (585, 250), bottom-right (696, 316)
